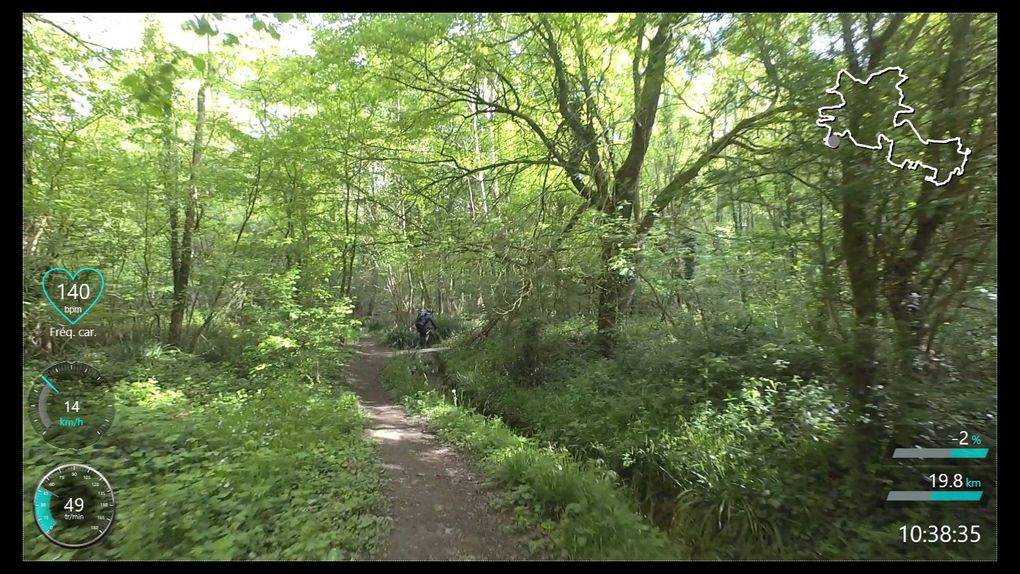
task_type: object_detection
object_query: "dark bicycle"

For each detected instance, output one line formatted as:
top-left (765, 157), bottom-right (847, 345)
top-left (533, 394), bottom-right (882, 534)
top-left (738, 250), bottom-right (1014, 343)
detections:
top-left (417, 325), bottom-right (434, 349)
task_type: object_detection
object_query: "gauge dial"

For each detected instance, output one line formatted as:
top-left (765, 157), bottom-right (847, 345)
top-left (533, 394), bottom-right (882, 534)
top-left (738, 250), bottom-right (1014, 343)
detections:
top-left (27, 362), bottom-right (114, 449)
top-left (33, 464), bottom-right (115, 548)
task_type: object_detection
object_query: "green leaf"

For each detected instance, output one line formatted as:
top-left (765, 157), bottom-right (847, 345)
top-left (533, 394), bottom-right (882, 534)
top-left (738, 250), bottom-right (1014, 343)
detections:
top-left (223, 33), bottom-right (240, 46)
top-left (191, 55), bottom-right (206, 73)
top-left (199, 17), bottom-right (218, 36)
top-left (122, 72), bottom-right (143, 90)
top-left (273, 13), bottom-right (294, 23)
top-left (185, 16), bottom-right (218, 37)
top-left (142, 102), bottom-right (164, 117)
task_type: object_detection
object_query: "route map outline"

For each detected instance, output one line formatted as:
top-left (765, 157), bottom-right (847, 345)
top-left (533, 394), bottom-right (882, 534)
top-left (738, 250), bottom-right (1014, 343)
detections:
top-left (816, 66), bottom-right (971, 187)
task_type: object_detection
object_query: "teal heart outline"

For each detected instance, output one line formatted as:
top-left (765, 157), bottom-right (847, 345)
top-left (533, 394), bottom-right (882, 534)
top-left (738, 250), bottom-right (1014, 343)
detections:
top-left (41, 267), bottom-right (105, 326)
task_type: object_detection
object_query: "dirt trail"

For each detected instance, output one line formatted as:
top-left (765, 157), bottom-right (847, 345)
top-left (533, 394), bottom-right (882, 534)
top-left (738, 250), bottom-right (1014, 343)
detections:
top-left (345, 339), bottom-right (530, 561)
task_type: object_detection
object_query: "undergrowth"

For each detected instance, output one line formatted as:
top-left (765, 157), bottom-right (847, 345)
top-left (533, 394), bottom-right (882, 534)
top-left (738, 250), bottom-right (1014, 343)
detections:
top-left (24, 296), bottom-right (390, 560)
top-left (428, 316), bottom-right (996, 559)
top-left (380, 353), bottom-right (681, 560)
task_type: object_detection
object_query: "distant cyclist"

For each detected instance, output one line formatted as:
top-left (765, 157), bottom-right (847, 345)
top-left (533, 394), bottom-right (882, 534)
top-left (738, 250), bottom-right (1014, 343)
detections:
top-left (414, 309), bottom-right (437, 347)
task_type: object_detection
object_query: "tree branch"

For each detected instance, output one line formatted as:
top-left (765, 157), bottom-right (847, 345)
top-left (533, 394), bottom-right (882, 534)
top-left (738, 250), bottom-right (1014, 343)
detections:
top-left (639, 103), bottom-right (795, 236)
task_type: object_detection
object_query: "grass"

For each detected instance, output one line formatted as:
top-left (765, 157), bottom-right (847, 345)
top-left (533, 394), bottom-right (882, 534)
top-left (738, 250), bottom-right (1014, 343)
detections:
top-left (429, 318), bottom-right (998, 560)
top-left (23, 342), bottom-right (390, 560)
top-left (380, 353), bottom-right (683, 560)
top-left (363, 315), bottom-right (480, 349)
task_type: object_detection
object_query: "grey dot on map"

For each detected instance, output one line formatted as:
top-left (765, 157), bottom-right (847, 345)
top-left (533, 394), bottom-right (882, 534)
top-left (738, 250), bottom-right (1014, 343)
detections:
top-left (825, 133), bottom-right (841, 149)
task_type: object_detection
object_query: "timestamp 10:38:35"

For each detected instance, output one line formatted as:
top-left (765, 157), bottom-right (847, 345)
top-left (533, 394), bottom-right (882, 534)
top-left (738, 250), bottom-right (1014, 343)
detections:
top-left (900, 525), bottom-right (981, 544)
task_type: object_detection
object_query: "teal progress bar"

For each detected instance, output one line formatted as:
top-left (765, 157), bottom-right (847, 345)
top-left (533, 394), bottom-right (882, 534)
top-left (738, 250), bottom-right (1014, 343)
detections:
top-left (892, 448), bottom-right (989, 459)
top-left (887, 490), bottom-right (983, 501)
top-left (40, 374), bottom-right (59, 394)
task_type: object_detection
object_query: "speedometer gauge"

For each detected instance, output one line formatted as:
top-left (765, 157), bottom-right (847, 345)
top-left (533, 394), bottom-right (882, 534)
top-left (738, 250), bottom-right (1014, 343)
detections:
top-left (33, 464), bottom-right (115, 548)
top-left (27, 362), bottom-right (114, 449)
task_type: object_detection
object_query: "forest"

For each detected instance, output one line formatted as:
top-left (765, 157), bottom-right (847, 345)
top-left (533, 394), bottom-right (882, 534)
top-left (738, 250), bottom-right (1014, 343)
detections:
top-left (23, 13), bottom-right (996, 560)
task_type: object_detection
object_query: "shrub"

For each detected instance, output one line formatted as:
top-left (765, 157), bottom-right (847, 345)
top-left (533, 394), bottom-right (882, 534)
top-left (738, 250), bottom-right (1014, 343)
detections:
top-left (383, 315), bottom-right (480, 349)
top-left (23, 298), bottom-right (388, 560)
top-left (381, 354), bottom-right (682, 560)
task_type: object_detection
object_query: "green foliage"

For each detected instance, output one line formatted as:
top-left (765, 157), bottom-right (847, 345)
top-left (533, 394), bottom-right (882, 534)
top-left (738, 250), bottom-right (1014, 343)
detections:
top-left (23, 306), bottom-right (388, 560)
top-left (384, 325), bottom-right (420, 349)
top-left (381, 316), bottom-right (478, 349)
top-left (22, 11), bottom-right (996, 561)
top-left (182, 16), bottom-right (218, 37)
top-left (381, 354), bottom-right (681, 560)
top-left (439, 318), bottom-right (995, 559)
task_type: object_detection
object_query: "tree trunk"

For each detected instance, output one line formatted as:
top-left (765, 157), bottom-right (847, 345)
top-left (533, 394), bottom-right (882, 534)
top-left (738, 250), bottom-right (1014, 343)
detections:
top-left (346, 177), bottom-right (360, 299)
top-left (169, 82), bottom-right (206, 346)
top-left (595, 232), bottom-right (630, 354)
top-left (486, 76), bottom-right (500, 207)
top-left (341, 161), bottom-right (353, 296)
top-left (470, 96), bottom-right (488, 215)
top-left (884, 14), bottom-right (974, 445)
top-left (839, 148), bottom-right (885, 478)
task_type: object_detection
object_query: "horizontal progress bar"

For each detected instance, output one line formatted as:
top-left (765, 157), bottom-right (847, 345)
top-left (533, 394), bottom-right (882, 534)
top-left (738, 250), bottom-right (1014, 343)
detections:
top-left (892, 448), bottom-right (989, 459)
top-left (887, 490), bottom-right (983, 502)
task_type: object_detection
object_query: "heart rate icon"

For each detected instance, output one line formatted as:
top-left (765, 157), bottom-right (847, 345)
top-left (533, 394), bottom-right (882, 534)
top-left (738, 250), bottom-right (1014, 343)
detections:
top-left (41, 268), bottom-right (105, 326)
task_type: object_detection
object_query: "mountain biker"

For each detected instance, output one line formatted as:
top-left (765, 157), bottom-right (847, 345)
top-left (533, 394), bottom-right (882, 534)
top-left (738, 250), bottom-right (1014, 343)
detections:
top-left (414, 309), bottom-right (437, 347)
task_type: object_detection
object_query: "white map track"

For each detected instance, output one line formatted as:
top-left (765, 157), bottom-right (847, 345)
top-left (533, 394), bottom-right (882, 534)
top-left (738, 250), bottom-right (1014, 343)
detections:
top-left (816, 66), bottom-right (971, 187)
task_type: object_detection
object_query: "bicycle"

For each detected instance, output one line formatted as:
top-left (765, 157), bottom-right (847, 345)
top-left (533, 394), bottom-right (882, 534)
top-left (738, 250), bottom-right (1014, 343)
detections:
top-left (416, 326), bottom-right (434, 349)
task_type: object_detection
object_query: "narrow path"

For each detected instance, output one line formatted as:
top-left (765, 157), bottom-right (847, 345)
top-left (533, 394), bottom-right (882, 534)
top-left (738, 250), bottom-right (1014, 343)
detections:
top-left (345, 339), bottom-right (529, 561)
